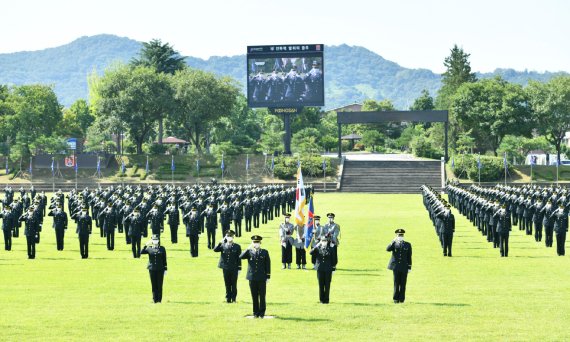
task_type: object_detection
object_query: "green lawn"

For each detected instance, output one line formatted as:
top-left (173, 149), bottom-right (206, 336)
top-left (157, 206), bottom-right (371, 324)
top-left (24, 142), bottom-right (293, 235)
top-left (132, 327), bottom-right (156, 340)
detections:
top-left (1, 193), bottom-right (570, 341)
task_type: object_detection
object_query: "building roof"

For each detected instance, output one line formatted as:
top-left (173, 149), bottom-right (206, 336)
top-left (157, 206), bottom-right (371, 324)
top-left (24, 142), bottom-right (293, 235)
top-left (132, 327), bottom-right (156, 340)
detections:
top-left (162, 136), bottom-right (188, 144)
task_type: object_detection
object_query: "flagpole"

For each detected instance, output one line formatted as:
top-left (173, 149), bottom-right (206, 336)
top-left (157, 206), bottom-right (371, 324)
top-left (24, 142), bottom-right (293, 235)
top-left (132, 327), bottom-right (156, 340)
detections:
top-left (52, 157), bottom-right (55, 193)
top-left (530, 162), bottom-right (533, 184)
top-left (171, 155), bottom-right (174, 186)
top-left (478, 153), bottom-right (481, 186)
top-left (556, 160), bottom-right (559, 186)
top-left (504, 152), bottom-right (507, 186)
top-left (221, 154), bottom-right (224, 183)
top-left (29, 156), bottom-right (33, 184)
top-left (74, 154), bottom-right (78, 191)
top-left (246, 154), bottom-right (249, 185)
top-left (322, 159), bottom-right (326, 193)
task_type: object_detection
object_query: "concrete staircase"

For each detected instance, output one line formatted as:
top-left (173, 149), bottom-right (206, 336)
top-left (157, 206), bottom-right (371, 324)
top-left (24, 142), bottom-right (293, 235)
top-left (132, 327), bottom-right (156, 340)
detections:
top-left (340, 160), bottom-right (442, 193)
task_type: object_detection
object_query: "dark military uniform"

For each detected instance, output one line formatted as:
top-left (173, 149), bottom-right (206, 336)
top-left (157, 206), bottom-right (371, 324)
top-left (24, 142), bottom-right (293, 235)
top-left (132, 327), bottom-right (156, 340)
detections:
top-left (202, 207), bottom-right (217, 249)
top-left (551, 207), bottom-right (568, 256)
top-left (184, 210), bottom-right (200, 257)
top-left (0, 208), bottom-right (15, 250)
top-left (19, 210), bottom-right (38, 259)
top-left (310, 241), bottom-right (337, 304)
top-left (240, 238), bottom-right (271, 318)
top-left (147, 208), bottom-right (164, 240)
top-left (387, 234), bottom-right (412, 303)
top-left (494, 208), bottom-right (512, 257)
top-left (124, 212), bottom-right (144, 258)
top-left (141, 243), bottom-right (167, 303)
top-left (164, 205), bottom-right (180, 244)
top-left (244, 199), bottom-right (253, 232)
top-left (74, 210), bottom-right (92, 258)
top-left (218, 204), bottom-right (232, 237)
top-left (98, 206), bottom-right (117, 250)
top-left (213, 236), bottom-right (242, 303)
top-left (48, 208), bottom-right (68, 251)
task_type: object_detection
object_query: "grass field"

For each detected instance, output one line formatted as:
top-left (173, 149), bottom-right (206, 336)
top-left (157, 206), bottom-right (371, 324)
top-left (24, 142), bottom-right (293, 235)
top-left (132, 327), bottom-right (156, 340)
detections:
top-left (1, 193), bottom-right (570, 341)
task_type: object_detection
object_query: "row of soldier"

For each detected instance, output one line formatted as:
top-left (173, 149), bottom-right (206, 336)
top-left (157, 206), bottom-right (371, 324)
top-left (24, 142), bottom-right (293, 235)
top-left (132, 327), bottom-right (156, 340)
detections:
top-left (0, 184), bottom-right (315, 259)
top-left (421, 185), bottom-right (455, 257)
top-left (446, 183), bottom-right (568, 256)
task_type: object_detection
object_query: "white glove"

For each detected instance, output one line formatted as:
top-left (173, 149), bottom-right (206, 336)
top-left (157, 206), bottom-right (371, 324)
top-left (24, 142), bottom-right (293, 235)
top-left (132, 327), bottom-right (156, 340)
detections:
top-left (164, 271), bottom-right (167, 276)
top-left (408, 269), bottom-right (412, 273)
top-left (238, 270), bottom-right (241, 276)
top-left (266, 279), bottom-right (270, 284)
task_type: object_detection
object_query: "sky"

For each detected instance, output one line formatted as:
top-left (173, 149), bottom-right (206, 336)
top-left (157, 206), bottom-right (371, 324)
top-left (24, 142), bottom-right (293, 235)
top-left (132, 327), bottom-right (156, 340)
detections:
top-left (1, 0), bottom-right (569, 73)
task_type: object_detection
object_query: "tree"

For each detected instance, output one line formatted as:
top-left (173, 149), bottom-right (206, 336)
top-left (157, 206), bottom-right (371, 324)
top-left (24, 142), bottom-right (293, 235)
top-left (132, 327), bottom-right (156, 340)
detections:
top-left (131, 39), bottom-right (186, 144)
top-left (498, 135), bottom-right (551, 164)
top-left (452, 77), bottom-right (532, 155)
top-left (96, 65), bottom-right (173, 154)
top-left (361, 130), bottom-right (385, 152)
top-left (436, 45), bottom-right (477, 151)
top-left (528, 76), bottom-right (570, 163)
top-left (171, 68), bottom-right (239, 154)
top-left (410, 89), bottom-right (435, 111)
top-left (6, 84), bottom-right (63, 157)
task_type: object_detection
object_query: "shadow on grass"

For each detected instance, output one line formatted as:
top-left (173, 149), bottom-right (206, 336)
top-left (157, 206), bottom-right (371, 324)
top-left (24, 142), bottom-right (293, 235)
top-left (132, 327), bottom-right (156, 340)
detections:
top-left (169, 301), bottom-right (214, 305)
top-left (336, 268), bottom-right (377, 272)
top-left (276, 317), bottom-right (331, 322)
top-left (510, 255), bottom-right (552, 258)
top-left (336, 302), bottom-right (388, 307)
top-left (41, 257), bottom-right (76, 260)
top-left (338, 273), bottom-right (381, 277)
top-left (411, 302), bottom-right (471, 307)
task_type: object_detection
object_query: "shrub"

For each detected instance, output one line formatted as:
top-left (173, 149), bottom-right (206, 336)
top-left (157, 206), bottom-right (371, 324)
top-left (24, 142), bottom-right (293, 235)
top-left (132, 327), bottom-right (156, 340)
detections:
top-left (449, 154), bottom-right (509, 182)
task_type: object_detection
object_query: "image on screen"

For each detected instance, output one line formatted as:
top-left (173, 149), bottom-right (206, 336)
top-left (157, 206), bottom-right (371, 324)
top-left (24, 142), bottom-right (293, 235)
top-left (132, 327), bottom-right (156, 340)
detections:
top-left (247, 55), bottom-right (324, 108)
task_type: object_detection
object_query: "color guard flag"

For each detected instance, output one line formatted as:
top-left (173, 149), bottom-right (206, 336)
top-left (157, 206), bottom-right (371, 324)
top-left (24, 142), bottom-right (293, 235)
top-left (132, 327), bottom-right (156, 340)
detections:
top-left (29, 158), bottom-right (33, 176)
top-left (294, 166), bottom-right (306, 226)
top-left (304, 196), bottom-right (315, 248)
top-left (96, 157), bottom-right (101, 174)
top-left (121, 159), bottom-right (126, 173)
top-left (477, 155), bottom-right (482, 170)
top-left (75, 158), bottom-right (78, 174)
top-left (5, 158), bottom-right (8, 174)
top-left (451, 157), bottom-right (455, 170)
top-left (145, 156), bottom-right (149, 173)
top-left (220, 154), bottom-right (225, 170)
top-left (271, 155), bottom-right (275, 170)
top-left (503, 152), bottom-right (508, 170)
top-left (196, 159), bottom-right (200, 173)
top-left (322, 159), bottom-right (326, 172)
top-left (171, 156), bottom-right (175, 171)
top-left (246, 154), bottom-right (250, 171)
top-left (51, 158), bottom-right (55, 176)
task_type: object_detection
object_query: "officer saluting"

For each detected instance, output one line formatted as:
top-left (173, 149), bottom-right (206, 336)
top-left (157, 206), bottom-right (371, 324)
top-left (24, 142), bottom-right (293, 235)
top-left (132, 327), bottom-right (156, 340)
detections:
top-left (141, 234), bottom-right (167, 303)
top-left (213, 230), bottom-right (242, 303)
top-left (310, 235), bottom-right (337, 304)
top-left (48, 203), bottom-right (68, 251)
top-left (74, 206), bottom-right (92, 259)
top-left (0, 205), bottom-right (16, 250)
top-left (386, 229), bottom-right (412, 304)
top-left (240, 235), bottom-right (271, 318)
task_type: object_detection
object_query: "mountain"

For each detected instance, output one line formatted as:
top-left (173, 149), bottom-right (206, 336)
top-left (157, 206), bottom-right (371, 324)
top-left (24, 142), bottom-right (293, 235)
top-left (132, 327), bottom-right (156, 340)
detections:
top-left (0, 34), bottom-right (566, 109)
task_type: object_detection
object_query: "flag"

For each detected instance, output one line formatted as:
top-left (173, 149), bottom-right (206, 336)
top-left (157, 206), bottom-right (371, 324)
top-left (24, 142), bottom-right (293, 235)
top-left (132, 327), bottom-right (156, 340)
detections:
top-left (171, 156), bottom-right (175, 171)
top-left (145, 156), bottom-right (149, 173)
top-left (304, 196), bottom-right (315, 248)
top-left (322, 159), bottom-right (327, 172)
top-left (297, 159), bottom-right (301, 168)
top-left (246, 154), bottom-right (250, 171)
top-left (451, 157), bottom-right (455, 169)
top-left (271, 155), bottom-right (275, 170)
top-left (503, 152), bottom-right (508, 170)
top-left (530, 156), bottom-right (536, 166)
top-left (221, 154), bottom-right (225, 170)
top-left (51, 158), bottom-right (55, 176)
top-left (196, 159), bottom-right (200, 173)
top-left (96, 157), bottom-right (101, 174)
top-left (294, 166), bottom-right (306, 226)
top-left (29, 158), bottom-right (33, 175)
top-left (477, 155), bottom-right (482, 170)
top-left (121, 159), bottom-right (126, 173)
top-left (5, 158), bottom-right (8, 174)
top-left (74, 158), bottom-right (78, 174)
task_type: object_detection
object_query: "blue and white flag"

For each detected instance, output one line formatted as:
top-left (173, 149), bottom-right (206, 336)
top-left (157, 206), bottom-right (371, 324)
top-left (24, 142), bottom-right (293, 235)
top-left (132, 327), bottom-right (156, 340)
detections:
top-left (196, 159), bottom-right (200, 173)
top-left (503, 152), bottom-right (508, 170)
top-left (271, 155), bottom-right (275, 170)
top-left (74, 158), bottom-right (78, 174)
top-left (530, 156), bottom-right (537, 166)
top-left (51, 158), bottom-right (55, 176)
top-left (246, 154), bottom-right (250, 171)
top-left (171, 156), bottom-right (175, 171)
top-left (322, 159), bottom-right (327, 172)
top-left (451, 156), bottom-right (455, 169)
top-left (145, 156), bottom-right (149, 173)
top-left (221, 154), bottom-right (225, 171)
top-left (96, 157), bottom-right (101, 174)
top-left (121, 159), bottom-right (126, 173)
top-left (477, 155), bottom-right (482, 170)
top-left (29, 158), bottom-right (33, 176)
top-left (5, 158), bottom-right (8, 174)
top-left (297, 159), bottom-right (301, 168)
